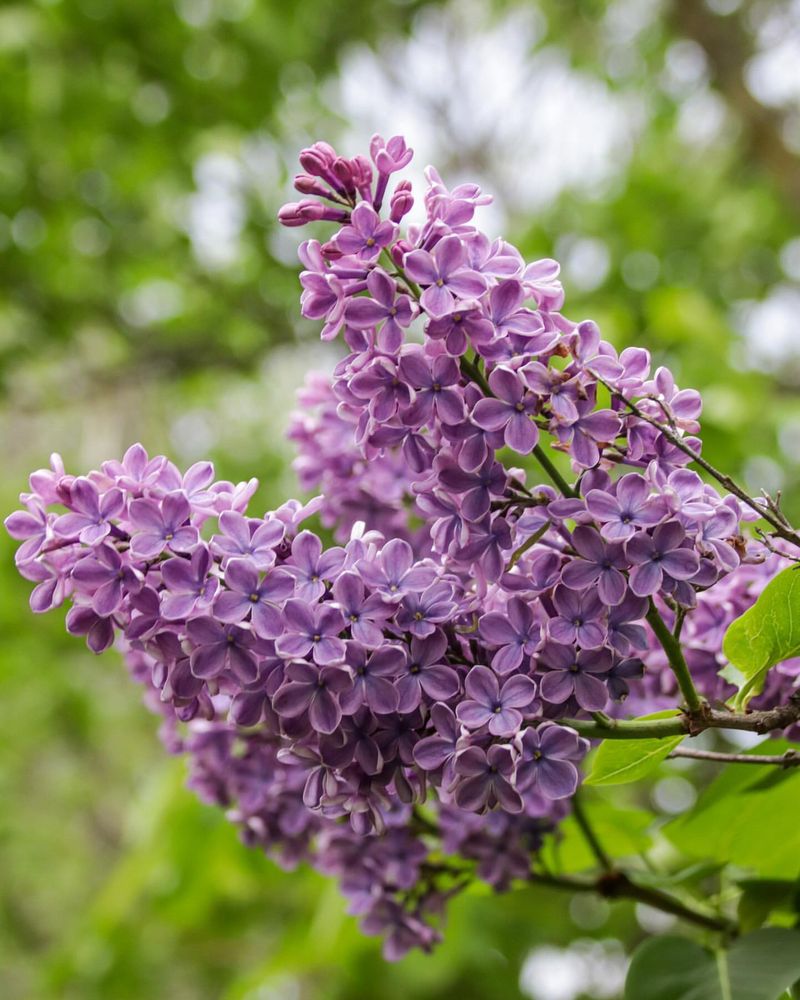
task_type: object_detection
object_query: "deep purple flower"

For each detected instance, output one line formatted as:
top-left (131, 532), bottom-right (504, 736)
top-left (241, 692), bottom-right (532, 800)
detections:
top-left (287, 531), bottom-right (345, 602)
top-left (561, 526), bottom-right (627, 605)
top-left (213, 558), bottom-right (294, 637)
top-left (607, 656), bottom-right (645, 701)
top-left (65, 604), bottom-right (115, 653)
top-left (275, 599), bottom-right (346, 665)
top-left (128, 492), bottom-right (199, 560)
top-left (349, 357), bottom-right (414, 422)
top-left (403, 235), bottom-right (488, 317)
top-left (395, 582), bottom-right (456, 638)
top-left (456, 516), bottom-right (513, 582)
top-left (514, 723), bottom-right (586, 798)
top-left (335, 202), bottom-right (396, 261)
top-left (398, 352), bottom-right (465, 427)
top-left (456, 665), bottom-right (536, 736)
top-left (523, 363), bottom-right (580, 422)
top-left (273, 661), bottom-right (352, 734)
top-left (547, 585), bottom-right (607, 648)
top-left (585, 473), bottom-right (667, 542)
top-left (415, 489), bottom-right (467, 555)
top-left (53, 477), bottom-right (125, 546)
top-left (435, 456), bottom-right (507, 521)
top-left (186, 617), bottom-right (261, 683)
top-left (412, 703), bottom-right (462, 785)
top-left (626, 521), bottom-right (701, 597)
top-left (395, 631), bottom-right (460, 712)
top-left (539, 644), bottom-right (612, 711)
top-left (159, 545), bottom-right (217, 620)
top-left (426, 305), bottom-right (494, 356)
top-left (479, 597), bottom-right (541, 675)
top-left (332, 571), bottom-right (394, 647)
top-left (71, 543), bottom-right (142, 616)
top-left (340, 644), bottom-right (404, 715)
top-left (607, 594), bottom-right (649, 655)
top-left (452, 744), bottom-right (522, 813)
top-left (471, 367), bottom-right (539, 454)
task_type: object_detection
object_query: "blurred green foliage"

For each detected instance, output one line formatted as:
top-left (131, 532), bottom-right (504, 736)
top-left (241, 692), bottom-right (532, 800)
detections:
top-left (3, 1), bottom-right (800, 998)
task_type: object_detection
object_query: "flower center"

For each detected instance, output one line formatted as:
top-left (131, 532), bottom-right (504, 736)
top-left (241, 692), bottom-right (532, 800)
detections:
top-left (249, 593), bottom-right (259, 602)
top-left (366, 237), bottom-right (375, 246)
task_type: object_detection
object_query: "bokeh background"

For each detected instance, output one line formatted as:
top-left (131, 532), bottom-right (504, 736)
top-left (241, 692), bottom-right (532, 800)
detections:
top-left (2, 1), bottom-right (800, 997)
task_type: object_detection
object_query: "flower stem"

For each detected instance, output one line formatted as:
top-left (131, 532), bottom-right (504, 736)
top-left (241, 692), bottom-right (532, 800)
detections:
top-left (571, 793), bottom-right (613, 871)
top-left (531, 444), bottom-right (578, 498)
top-left (645, 601), bottom-right (703, 714)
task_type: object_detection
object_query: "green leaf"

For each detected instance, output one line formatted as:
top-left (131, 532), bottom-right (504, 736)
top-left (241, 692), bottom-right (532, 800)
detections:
top-left (737, 878), bottom-right (800, 933)
top-left (585, 711), bottom-right (685, 786)
top-left (625, 930), bottom-right (800, 1000)
top-left (722, 565), bottom-right (800, 708)
top-left (664, 742), bottom-right (800, 878)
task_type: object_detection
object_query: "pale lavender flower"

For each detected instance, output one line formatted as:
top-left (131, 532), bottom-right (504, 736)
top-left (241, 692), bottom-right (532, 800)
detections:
top-left (403, 235), bottom-right (487, 317)
top-left (287, 531), bottom-right (345, 602)
top-left (53, 477), bottom-right (125, 546)
top-left (585, 473), bottom-right (667, 542)
top-left (128, 492), bottom-right (199, 559)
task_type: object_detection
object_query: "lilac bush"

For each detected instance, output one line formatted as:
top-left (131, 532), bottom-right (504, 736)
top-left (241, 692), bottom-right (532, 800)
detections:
top-left (7, 134), bottom-right (800, 961)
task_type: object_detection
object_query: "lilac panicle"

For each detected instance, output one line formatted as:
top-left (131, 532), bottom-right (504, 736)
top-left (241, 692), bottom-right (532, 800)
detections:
top-left (5, 132), bottom-right (773, 960)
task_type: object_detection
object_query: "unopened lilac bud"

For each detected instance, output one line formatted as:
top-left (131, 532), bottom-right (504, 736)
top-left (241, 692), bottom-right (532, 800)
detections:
top-left (390, 180), bottom-right (414, 222)
top-left (278, 200), bottom-right (327, 228)
top-left (293, 174), bottom-right (334, 198)
top-left (278, 200), bottom-right (349, 228)
top-left (299, 141), bottom-right (337, 177)
top-left (320, 239), bottom-right (343, 261)
top-left (391, 238), bottom-right (413, 268)
top-left (332, 156), bottom-right (356, 195)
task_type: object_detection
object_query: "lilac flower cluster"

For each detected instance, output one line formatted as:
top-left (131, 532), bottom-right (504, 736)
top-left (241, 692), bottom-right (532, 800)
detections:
top-left (6, 135), bottom-right (782, 957)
